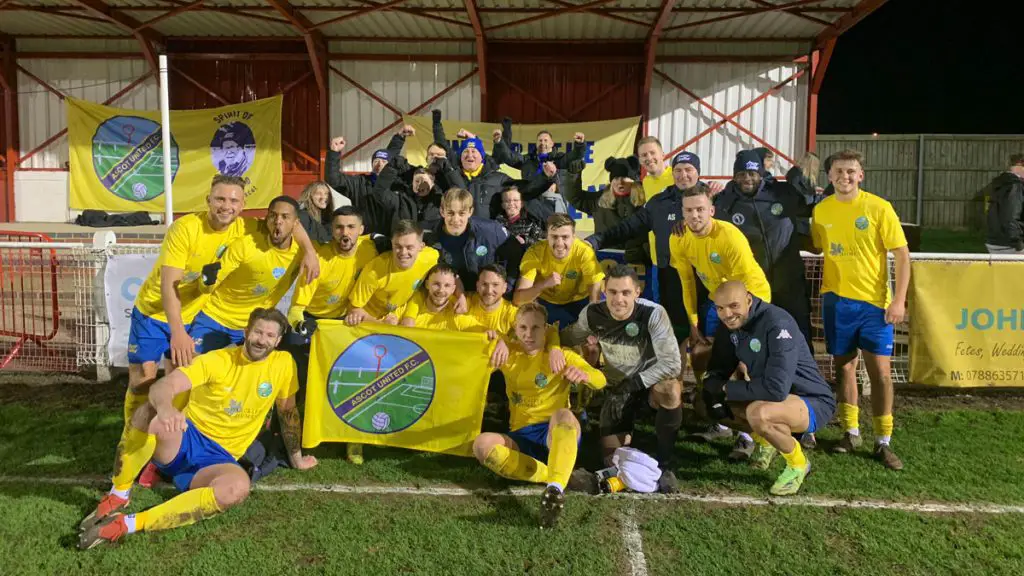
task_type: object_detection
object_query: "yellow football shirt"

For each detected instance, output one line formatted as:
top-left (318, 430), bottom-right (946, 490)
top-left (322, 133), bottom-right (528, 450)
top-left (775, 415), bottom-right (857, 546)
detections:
top-left (290, 235), bottom-right (378, 322)
top-left (520, 238), bottom-right (605, 305)
top-left (643, 166), bottom-right (676, 263)
top-left (134, 214), bottom-right (260, 324)
top-left (669, 219), bottom-right (772, 326)
top-left (201, 232), bottom-right (301, 330)
top-left (468, 294), bottom-right (519, 335)
top-left (499, 348), bottom-right (606, 431)
top-left (348, 247), bottom-right (440, 319)
top-left (401, 293), bottom-right (487, 331)
top-left (178, 347), bottom-right (298, 459)
top-left (811, 190), bottom-right (907, 308)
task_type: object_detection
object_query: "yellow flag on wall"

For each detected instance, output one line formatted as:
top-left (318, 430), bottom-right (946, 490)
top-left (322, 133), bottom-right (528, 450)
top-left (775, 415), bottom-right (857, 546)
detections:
top-left (909, 260), bottom-right (1024, 387)
top-left (303, 320), bottom-right (492, 456)
top-left (66, 96), bottom-right (282, 212)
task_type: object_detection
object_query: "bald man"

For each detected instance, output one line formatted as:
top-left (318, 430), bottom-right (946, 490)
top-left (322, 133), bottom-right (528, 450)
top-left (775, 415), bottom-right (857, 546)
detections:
top-left (699, 281), bottom-right (835, 496)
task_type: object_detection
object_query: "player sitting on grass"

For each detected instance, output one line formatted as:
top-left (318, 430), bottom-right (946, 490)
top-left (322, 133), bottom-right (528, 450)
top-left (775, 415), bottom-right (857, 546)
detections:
top-left (700, 281), bottom-right (836, 496)
top-left (514, 213), bottom-right (605, 328)
top-left (345, 220), bottom-right (440, 327)
top-left (79, 308), bottom-right (317, 549)
top-left (475, 303), bottom-right (606, 529)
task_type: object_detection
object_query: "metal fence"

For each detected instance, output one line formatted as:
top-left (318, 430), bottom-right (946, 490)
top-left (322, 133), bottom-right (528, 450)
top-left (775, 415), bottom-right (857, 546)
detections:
top-left (816, 134), bottom-right (1024, 229)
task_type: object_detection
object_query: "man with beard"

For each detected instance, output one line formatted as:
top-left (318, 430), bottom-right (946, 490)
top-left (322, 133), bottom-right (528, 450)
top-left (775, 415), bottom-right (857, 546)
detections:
top-left (515, 214), bottom-right (605, 328)
top-left (187, 196), bottom-right (305, 354)
top-left (400, 263), bottom-right (489, 332)
top-left (713, 150), bottom-right (814, 352)
top-left (438, 131), bottom-right (512, 220)
top-left (345, 220), bottom-right (440, 326)
top-left (560, 265), bottom-right (682, 491)
top-left (701, 281), bottom-right (835, 495)
top-left (78, 308), bottom-right (317, 549)
top-left (325, 135), bottom-right (393, 207)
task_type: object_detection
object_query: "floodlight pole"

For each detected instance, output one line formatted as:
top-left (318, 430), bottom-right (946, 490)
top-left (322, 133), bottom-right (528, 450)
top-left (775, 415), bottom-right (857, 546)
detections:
top-left (159, 54), bottom-right (173, 225)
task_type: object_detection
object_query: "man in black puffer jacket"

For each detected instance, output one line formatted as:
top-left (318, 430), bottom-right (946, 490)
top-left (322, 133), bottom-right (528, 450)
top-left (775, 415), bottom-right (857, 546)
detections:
top-left (984, 153), bottom-right (1024, 254)
top-left (438, 134), bottom-right (512, 221)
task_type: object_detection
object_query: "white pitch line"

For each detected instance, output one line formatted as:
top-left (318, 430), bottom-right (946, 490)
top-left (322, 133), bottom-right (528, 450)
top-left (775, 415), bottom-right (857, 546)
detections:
top-left (620, 505), bottom-right (650, 576)
top-left (4, 476), bottom-right (1024, 515)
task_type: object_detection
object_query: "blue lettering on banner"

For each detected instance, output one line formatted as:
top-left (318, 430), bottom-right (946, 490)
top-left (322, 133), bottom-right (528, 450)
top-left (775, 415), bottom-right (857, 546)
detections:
top-left (956, 308), bottom-right (1023, 331)
top-left (121, 277), bottom-right (143, 301)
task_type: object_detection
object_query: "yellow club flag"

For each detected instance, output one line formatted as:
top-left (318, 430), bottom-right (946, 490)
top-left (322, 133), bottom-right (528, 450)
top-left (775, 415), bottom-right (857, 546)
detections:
top-left (303, 320), bottom-right (492, 456)
top-left (401, 114), bottom-right (640, 233)
top-left (909, 260), bottom-right (1024, 387)
top-left (67, 95), bottom-right (282, 212)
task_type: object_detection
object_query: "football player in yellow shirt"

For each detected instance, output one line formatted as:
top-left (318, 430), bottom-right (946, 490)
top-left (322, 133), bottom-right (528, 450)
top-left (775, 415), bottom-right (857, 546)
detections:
top-left (514, 214), bottom-right (605, 327)
top-left (189, 196), bottom-right (305, 354)
top-left (474, 302), bottom-right (606, 529)
top-left (346, 220), bottom-right (441, 325)
top-left (401, 263), bottom-right (489, 332)
top-left (811, 149), bottom-right (910, 471)
top-left (79, 309), bottom-right (318, 549)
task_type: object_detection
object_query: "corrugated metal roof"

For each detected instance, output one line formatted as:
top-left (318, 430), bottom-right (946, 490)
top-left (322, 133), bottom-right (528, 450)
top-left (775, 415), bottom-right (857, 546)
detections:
top-left (120, 9), bottom-right (300, 36)
top-left (314, 11), bottom-right (473, 39)
top-left (16, 38), bottom-right (143, 53)
top-left (0, 12), bottom-right (125, 36)
top-left (486, 12), bottom-right (653, 40)
top-left (657, 40), bottom-right (812, 57)
top-left (328, 41), bottom-right (475, 56)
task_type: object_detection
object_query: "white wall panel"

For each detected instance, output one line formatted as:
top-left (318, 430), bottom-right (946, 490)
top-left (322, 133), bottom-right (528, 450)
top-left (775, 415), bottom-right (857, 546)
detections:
top-left (17, 58), bottom-right (158, 169)
top-left (647, 62), bottom-right (808, 178)
top-left (329, 61), bottom-right (479, 172)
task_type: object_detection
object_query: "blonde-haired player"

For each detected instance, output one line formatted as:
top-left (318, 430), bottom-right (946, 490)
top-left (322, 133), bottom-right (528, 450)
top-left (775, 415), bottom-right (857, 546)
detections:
top-left (474, 303), bottom-right (606, 529)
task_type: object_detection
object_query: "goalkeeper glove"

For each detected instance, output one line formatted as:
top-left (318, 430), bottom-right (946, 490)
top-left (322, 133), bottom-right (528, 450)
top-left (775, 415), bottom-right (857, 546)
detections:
top-left (701, 380), bottom-right (731, 421)
top-left (201, 262), bottom-right (221, 286)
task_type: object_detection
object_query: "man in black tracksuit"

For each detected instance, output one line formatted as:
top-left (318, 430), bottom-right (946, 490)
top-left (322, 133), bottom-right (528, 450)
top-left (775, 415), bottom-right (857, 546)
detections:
top-left (713, 150), bottom-right (814, 352)
top-left (701, 281), bottom-right (835, 496)
top-left (984, 153), bottom-right (1024, 254)
top-left (585, 151), bottom-right (709, 341)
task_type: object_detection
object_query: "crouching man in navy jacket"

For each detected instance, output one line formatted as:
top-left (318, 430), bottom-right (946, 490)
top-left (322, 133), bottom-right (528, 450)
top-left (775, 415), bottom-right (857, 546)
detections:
top-left (700, 281), bottom-right (836, 497)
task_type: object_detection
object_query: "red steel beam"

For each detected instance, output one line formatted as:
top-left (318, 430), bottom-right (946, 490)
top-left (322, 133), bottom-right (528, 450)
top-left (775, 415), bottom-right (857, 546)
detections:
top-left (16, 65), bottom-right (67, 101)
top-left (347, 0), bottom-right (474, 29)
top-left (489, 70), bottom-right (569, 122)
top-left (327, 53), bottom-right (475, 62)
top-left (328, 65), bottom-right (404, 117)
top-left (134, 0), bottom-right (204, 32)
top-left (308, 0), bottom-right (411, 31)
top-left (20, 6), bottom-right (852, 14)
top-left (816, 0), bottom-right (887, 47)
top-left (806, 37), bottom-right (834, 152)
top-left (663, 0), bottom-right (831, 32)
top-left (17, 71), bottom-right (153, 167)
top-left (265, 0), bottom-right (328, 130)
top-left (656, 67), bottom-right (806, 164)
top-left (1, 36), bottom-right (16, 221)
top-left (464, 0), bottom-right (487, 120)
top-left (486, 0), bottom-right (620, 32)
top-left (69, 0), bottom-right (162, 72)
top-left (341, 67), bottom-right (478, 160)
top-left (642, 0), bottom-right (677, 125)
top-left (749, 0), bottom-right (832, 27)
top-left (811, 36), bottom-right (835, 94)
top-left (170, 53), bottom-right (309, 61)
top-left (566, 69), bottom-right (638, 120)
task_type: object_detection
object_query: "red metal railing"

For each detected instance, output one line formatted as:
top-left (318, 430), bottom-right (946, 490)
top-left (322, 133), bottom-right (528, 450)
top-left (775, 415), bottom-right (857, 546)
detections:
top-left (0, 231), bottom-right (61, 370)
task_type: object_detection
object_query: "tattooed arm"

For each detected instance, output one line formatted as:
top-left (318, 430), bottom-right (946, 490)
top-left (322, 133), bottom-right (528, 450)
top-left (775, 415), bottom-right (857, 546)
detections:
top-left (275, 395), bottom-right (318, 471)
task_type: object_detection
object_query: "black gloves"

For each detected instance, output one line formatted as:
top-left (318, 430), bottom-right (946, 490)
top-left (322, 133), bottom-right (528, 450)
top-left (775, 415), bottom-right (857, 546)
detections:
top-left (201, 262), bottom-right (221, 286)
top-left (1013, 239), bottom-right (1024, 252)
top-left (568, 159), bottom-right (586, 175)
top-left (296, 317), bottom-right (318, 338)
top-left (602, 375), bottom-right (645, 425)
top-left (432, 109), bottom-right (442, 124)
top-left (701, 380), bottom-right (732, 421)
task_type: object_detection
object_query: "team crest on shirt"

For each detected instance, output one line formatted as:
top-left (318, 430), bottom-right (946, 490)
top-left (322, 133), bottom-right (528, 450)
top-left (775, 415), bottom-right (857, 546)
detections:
top-left (216, 244), bottom-right (228, 258)
top-left (510, 392), bottom-right (523, 405)
top-left (225, 399), bottom-right (242, 416)
top-left (257, 382), bottom-right (273, 398)
top-left (709, 252), bottom-right (721, 264)
top-left (829, 242), bottom-right (845, 257)
top-left (272, 267), bottom-right (286, 279)
top-left (771, 203), bottom-right (784, 216)
top-left (385, 302), bottom-right (398, 313)
top-left (476, 245), bottom-right (489, 257)
top-left (749, 338), bottom-right (762, 353)
top-left (412, 279), bottom-right (423, 290)
top-left (565, 270), bottom-right (579, 280)
top-left (128, 344), bottom-right (138, 354)
top-left (732, 213), bottom-right (746, 226)
top-left (698, 271), bottom-right (708, 283)
top-left (252, 285), bottom-right (268, 296)
top-left (625, 322), bottom-right (639, 337)
top-left (327, 295), bottom-right (341, 305)
top-left (855, 216), bottom-right (869, 230)
top-left (534, 373), bottom-right (549, 388)
top-left (730, 333), bottom-right (739, 345)
top-left (182, 271), bottom-right (201, 283)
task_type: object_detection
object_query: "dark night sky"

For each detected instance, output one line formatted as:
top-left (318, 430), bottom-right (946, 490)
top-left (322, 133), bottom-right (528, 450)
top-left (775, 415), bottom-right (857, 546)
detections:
top-left (818, 1), bottom-right (1023, 135)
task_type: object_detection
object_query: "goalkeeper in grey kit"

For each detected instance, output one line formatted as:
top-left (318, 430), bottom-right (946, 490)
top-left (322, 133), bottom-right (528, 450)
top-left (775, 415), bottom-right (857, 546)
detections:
top-left (560, 264), bottom-right (683, 493)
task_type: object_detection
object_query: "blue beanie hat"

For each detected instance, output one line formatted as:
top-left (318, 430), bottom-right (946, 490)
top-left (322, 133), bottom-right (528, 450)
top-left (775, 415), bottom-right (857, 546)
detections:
top-left (672, 151), bottom-right (701, 174)
top-left (372, 149), bottom-right (389, 162)
top-left (733, 150), bottom-right (763, 174)
top-left (461, 137), bottom-right (487, 159)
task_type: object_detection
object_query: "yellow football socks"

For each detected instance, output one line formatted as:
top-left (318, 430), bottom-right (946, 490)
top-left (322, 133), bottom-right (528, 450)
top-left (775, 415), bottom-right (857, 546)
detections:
top-left (111, 425), bottom-right (156, 492)
top-left (873, 414), bottom-right (894, 445)
top-left (133, 487), bottom-right (222, 532)
top-left (781, 442), bottom-right (807, 470)
top-left (752, 434), bottom-right (772, 448)
top-left (544, 423), bottom-right (579, 489)
top-left (483, 444), bottom-right (549, 484)
top-left (121, 390), bottom-right (148, 428)
top-left (839, 402), bottom-right (860, 434)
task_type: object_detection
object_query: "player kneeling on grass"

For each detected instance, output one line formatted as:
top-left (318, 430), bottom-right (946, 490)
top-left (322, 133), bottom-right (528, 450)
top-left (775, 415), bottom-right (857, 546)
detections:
top-left (79, 308), bottom-right (317, 549)
top-left (473, 303), bottom-right (607, 529)
top-left (700, 281), bottom-right (835, 496)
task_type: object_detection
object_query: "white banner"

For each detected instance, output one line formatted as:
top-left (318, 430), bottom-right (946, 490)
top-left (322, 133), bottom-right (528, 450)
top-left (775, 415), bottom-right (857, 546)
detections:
top-left (105, 253), bottom-right (158, 367)
top-left (104, 251), bottom-right (297, 367)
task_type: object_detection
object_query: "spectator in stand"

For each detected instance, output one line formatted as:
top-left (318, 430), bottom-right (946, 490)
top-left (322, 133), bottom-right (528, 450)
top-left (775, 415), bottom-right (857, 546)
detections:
top-left (753, 147), bottom-right (778, 185)
top-left (984, 153), bottom-right (1024, 254)
top-left (438, 129), bottom-right (512, 221)
top-left (497, 183), bottom-right (546, 250)
top-left (564, 156), bottom-right (648, 265)
top-left (384, 111), bottom-right (453, 185)
top-left (785, 153), bottom-right (824, 202)
top-left (297, 181), bottom-right (335, 244)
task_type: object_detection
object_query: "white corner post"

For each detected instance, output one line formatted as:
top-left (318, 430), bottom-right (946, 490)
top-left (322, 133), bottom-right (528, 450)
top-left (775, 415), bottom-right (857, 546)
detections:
top-left (159, 54), bottom-right (173, 225)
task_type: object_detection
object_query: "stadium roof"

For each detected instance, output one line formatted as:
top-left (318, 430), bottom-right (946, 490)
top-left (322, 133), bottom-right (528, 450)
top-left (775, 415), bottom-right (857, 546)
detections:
top-left (0, 0), bottom-right (884, 52)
